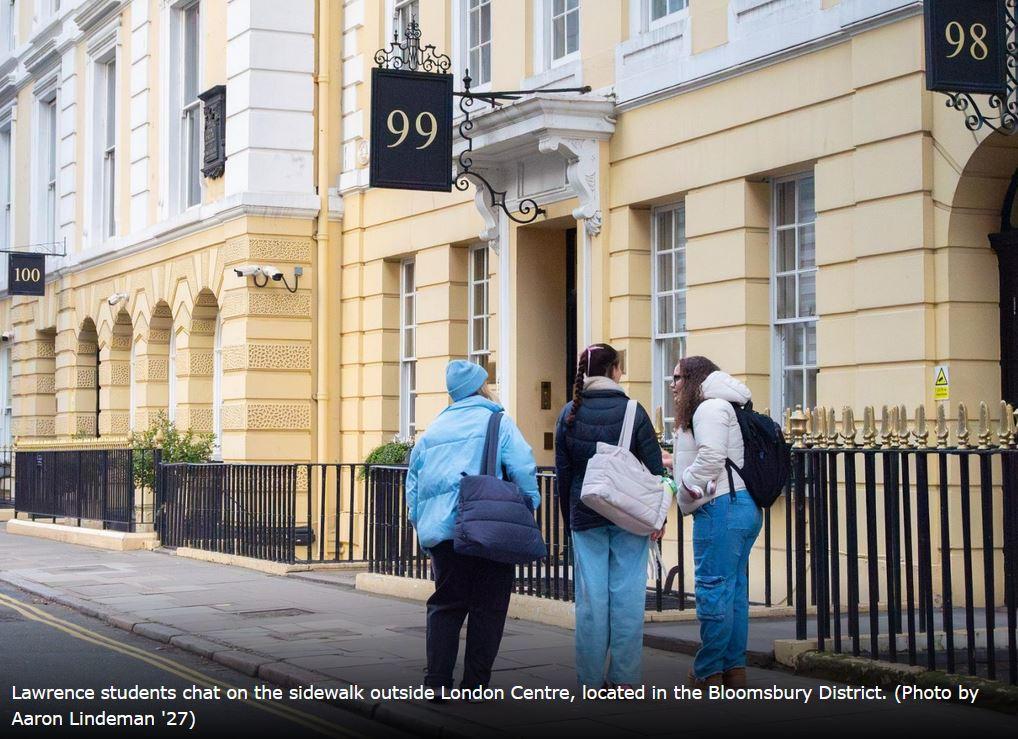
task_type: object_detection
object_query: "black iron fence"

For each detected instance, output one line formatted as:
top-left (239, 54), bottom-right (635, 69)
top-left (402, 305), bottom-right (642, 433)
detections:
top-left (0, 447), bottom-right (13, 506)
top-left (793, 441), bottom-right (1018, 684)
top-left (14, 447), bottom-right (159, 531)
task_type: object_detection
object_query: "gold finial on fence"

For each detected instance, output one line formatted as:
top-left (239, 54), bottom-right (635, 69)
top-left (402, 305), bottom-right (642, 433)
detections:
top-left (789, 406), bottom-right (807, 448)
top-left (827, 407), bottom-right (838, 447)
top-left (880, 405), bottom-right (893, 449)
top-left (804, 407), bottom-right (816, 448)
top-left (978, 401), bottom-right (993, 450)
top-left (936, 403), bottom-right (949, 449)
top-left (863, 406), bottom-right (877, 448)
top-left (957, 403), bottom-right (971, 449)
top-left (841, 407), bottom-right (858, 448)
top-left (998, 401), bottom-right (1013, 449)
top-left (783, 407), bottom-right (792, 437)
top-left (915, 405), bottom-right (929, 448)
top-left (815, 406), bottom-right (828, 446)
top-left (898, 404), bottom-right (913, 448)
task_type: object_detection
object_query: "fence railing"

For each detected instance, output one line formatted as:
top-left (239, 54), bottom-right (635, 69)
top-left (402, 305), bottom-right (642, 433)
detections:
top-left (0, 447), bottom-right (13, 506)
top-left (793, 442), bottom-right (1018, 684)
top-left (13, 447), bottom-right (159, 531)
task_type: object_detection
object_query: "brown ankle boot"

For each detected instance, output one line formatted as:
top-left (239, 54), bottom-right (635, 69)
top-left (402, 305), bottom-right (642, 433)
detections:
top-left (723, 667), bottom-right (746, 688)
top-left (687, 669), bottom-right (723, 690)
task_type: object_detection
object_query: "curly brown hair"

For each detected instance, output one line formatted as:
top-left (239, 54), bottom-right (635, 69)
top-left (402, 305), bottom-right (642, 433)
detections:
top-left (673, 355), bottom-right (720, 431)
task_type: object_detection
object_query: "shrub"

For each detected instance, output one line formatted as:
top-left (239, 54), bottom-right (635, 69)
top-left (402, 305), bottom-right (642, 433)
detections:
top-left (132, 412), bottom-right (216, 489)
top-left (360, 436), bottom-right (413, 478)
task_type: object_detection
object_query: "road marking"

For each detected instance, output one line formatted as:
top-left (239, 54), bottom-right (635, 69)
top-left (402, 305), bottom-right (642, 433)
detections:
top-left (0, 591), bottom-right (361, 738)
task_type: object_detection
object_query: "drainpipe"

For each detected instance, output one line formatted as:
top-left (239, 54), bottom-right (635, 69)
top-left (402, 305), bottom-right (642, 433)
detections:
top-left (314, 0), bottom-right (333, 464)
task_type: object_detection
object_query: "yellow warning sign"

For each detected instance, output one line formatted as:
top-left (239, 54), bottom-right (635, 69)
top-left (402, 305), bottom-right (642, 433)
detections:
top-left (934, 365), bottom-right (950, 401)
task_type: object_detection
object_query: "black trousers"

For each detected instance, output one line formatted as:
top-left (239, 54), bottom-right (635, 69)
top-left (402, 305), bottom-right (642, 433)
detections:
top-left (425, 540), bottom-right (515, 689)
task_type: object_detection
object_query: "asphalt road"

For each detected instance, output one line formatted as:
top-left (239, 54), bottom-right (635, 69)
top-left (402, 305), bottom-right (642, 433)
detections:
top-left (0, 583), bottom-right (414, 738)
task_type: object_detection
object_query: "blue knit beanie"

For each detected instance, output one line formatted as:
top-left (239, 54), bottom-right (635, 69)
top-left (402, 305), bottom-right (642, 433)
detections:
top-left (446, 360), bottom-right (489, 401)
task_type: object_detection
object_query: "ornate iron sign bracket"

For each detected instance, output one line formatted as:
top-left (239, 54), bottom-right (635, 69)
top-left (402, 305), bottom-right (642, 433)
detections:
top-left (933, 0), bottom-right (1018, 134)
top-left (374, 20), bottom-right (591, 225)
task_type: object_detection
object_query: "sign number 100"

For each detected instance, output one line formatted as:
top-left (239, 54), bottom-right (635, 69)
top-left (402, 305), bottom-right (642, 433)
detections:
top-left (945, 21), bottom-right (989, 60)
top-left (14, 267), bottom-right (40, 282)
top-left (386, 109), bottom-right (438, 150)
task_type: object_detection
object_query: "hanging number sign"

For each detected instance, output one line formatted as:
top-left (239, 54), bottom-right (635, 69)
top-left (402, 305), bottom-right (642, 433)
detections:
top-left (8, 253), bottom-right (46, 296)
top-left (925, 0), bottom-right (1007, 94)
top-left (369, 68), bottom-right (453, 192)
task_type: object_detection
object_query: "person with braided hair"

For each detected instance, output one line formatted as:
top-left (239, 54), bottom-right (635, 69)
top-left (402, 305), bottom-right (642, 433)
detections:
top-left (554, 343), bottom-right (666, 689)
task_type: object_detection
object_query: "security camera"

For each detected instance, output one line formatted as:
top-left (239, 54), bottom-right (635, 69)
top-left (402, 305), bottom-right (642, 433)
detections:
top-left (234, 265), bottom-right (263, 277)
top-left (107, 292), bottom-right (129, 306)
top-left (1, 332), bottom-right (10, 342)
top-left (260, 266), bottom-right (283, 281)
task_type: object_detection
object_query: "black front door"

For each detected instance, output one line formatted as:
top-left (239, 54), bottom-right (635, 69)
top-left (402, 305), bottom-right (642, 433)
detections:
top-left (990, 231), bottom-right (1018, 406)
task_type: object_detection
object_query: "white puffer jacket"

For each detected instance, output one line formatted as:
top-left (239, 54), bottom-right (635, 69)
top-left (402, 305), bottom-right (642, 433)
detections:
top-left (672, 371), bottom-right (752, 515)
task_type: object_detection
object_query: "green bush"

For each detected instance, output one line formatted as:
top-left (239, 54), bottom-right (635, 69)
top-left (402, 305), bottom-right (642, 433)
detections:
top-left (132, 412), bottom-right (216, 489)
top-left (359, 437), bottom-right (413, 478)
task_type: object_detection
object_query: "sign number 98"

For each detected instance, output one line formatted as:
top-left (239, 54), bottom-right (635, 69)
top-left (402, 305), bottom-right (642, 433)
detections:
top-left (945, 21), bottom-right (989, 61)
top-left (386, 109), bottom-right (438, 150)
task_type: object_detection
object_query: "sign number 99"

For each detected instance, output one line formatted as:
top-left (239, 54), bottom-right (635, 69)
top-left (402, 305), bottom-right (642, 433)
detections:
top-left (386, 109), bottom-right (438, 150)
top-left (945, 21), bottom-right (989, 60)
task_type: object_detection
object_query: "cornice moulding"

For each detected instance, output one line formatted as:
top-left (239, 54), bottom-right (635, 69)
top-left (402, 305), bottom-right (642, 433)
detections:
top-left (74, 0), bottom-right (125, 36)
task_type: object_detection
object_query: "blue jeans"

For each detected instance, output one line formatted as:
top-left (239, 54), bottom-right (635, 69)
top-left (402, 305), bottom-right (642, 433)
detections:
top-left (572, 524), bottom-right (649, 687)
top-left (691, 490), bottom-right (763, 680)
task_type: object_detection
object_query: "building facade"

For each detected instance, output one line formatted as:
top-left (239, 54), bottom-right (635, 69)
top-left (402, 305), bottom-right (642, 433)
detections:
top-left (0, 0), bottom-right (1013, 478)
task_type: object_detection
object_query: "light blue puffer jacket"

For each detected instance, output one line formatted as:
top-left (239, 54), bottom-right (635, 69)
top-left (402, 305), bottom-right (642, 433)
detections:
top-left (406, 394), bottom-right (540, 550)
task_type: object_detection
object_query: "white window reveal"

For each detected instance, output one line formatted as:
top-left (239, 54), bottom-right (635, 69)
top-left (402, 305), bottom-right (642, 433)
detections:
top-left (551, 0), bottom-right (579, 63)
top-left (212, 312), bottom-right (223, 459)
top-left (167, 327), bottom-right (177, 424)
top-left (94, 56), bottom-right (117, 241)
top-left (38, 94), bottom-right (58, 246)
top-left (173, 0), bottom-right (201, 212)
top-left (651, 203), bottom-right (687, 438)
top-left (467, 0), bottom-right (491, 85)
top-left (2, 1), bottom-right (14, 55)
top-left (468, 244), bottom-right (490, 370)
top-left (0, 344), bottom-right (10, 447)
top-left (772, 173), bottom-right (818, 414)
top-left (400, 259), bottom-right (417, 440)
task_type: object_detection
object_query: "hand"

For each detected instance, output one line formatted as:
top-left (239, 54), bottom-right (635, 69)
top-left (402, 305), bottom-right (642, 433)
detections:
top-left (650, 523), bottom-right (666, 541)
top-left (661, 450), bottom-right (673, 467)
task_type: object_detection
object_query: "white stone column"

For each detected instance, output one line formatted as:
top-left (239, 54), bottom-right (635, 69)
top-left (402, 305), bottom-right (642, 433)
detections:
top-left (129, 0), bottom-right (151, 230)
top-left (225, 0), bottom-right (316, 197)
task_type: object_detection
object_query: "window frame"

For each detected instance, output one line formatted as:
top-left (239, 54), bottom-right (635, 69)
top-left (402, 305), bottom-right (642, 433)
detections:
top-left (548, 0), bottom-right (580, 67)
top-left (166, 0), bottom-right (202, 216)
top-left (89, 50), bottom-right (118, 244)
top-left (0, 118), bottom-right (11, 254)
top-left (34, 87), bottom-right (59, 248)
top-left (465, 0), bottom-right (492, 87)
top-left (648, 0), bottom-right (688, 30)
top-left (770, 171), bottom-right (818, 416)
top-left (467, 244), bottom-right (490, 371)
top-left (2, 1), bottom-right (15, 55)
top-left (650, 202), bottom-right (688, 439)
top-left (179, 0), bottom-right (201, 210)
top-left (399, 258), bottom-right (417, 440)
top-left (0, 344), bottom-right (10, 447)
top-left (393, 0), bottom-right (418, 41)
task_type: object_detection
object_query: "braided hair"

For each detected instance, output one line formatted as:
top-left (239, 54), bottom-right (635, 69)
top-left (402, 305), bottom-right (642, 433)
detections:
top-left (566, 343), bottom-right (620, 426)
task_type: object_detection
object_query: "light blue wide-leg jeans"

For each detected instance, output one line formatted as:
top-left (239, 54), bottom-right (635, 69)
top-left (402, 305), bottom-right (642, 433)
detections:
top-left (690, 490), bottom-right (763, 680)
top-left (572, 524), bottom-right (650, 687)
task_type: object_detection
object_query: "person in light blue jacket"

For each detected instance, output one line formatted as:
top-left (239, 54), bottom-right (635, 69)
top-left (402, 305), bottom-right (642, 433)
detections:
top-left (406, 360), bottom-right (539, 693)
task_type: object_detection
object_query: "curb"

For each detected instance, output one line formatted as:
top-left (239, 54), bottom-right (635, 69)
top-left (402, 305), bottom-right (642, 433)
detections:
top-left (793, 651), bottom-right (1018, 716)
top-left (0, 572), bottom-right (495, 738)
top-left (642, 632), bottom-right (775, 667)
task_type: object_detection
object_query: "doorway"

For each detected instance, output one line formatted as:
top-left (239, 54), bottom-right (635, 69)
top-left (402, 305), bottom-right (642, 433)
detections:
top-left (516, 224), bottom-right (577, 465)
top-left (990, 231), bottom-right (1018, 406)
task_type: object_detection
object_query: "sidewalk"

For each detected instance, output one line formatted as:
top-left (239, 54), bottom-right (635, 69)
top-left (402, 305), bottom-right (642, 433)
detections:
top-left (0, 529), bottom-right (1012, 736)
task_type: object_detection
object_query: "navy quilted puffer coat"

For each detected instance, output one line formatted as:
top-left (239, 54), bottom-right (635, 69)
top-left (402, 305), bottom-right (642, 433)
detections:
top-left (554, 378), bottom-right (665, 532)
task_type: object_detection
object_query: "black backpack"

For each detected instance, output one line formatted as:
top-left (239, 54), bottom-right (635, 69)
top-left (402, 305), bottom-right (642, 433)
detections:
top-left (725, 401), bottom-right (791, 508)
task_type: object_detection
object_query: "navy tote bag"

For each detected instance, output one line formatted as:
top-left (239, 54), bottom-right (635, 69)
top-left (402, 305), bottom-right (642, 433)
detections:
top-left (454, 412), bottom-right (547, 564)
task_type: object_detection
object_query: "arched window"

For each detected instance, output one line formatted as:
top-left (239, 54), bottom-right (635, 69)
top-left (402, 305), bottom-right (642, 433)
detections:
top-left (168, 327), bottom-right (177, 423)
top-left (212, 312), bottom-right (222, 458)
